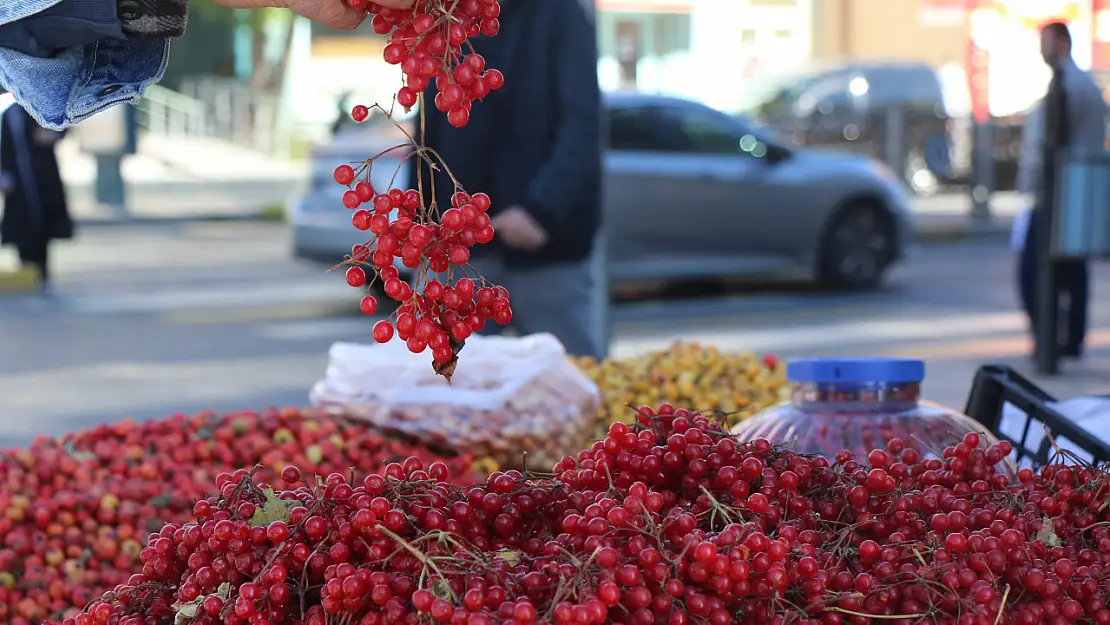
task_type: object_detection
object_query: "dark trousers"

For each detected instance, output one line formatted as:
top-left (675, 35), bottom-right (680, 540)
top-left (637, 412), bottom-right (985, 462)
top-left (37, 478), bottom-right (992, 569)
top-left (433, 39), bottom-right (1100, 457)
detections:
top-left (16, 239), bottom-right (49, 283)
top-left (1018, 217), bottom-right (1088, 356)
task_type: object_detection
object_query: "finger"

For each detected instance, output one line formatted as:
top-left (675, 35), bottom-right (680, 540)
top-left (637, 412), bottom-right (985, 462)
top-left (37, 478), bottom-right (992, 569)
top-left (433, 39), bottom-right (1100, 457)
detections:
top-left (521, 232), bottom-right (543, 250)
top-left (295, 0), bottom-right (367, 29)
top-left (526, 225), bottom-right (547, 247)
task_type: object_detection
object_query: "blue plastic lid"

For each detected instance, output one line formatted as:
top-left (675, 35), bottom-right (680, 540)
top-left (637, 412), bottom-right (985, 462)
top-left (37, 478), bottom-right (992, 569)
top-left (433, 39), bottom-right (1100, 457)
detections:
top-left (786, 358), bottom-right (925, 384)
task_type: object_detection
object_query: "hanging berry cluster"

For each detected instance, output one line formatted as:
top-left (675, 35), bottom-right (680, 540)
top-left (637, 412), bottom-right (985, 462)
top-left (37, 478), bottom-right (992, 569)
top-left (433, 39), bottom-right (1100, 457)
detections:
top-left (332, 0), bottom-right (509, 380)
top-left (373, 0), bottom-right (505, 127)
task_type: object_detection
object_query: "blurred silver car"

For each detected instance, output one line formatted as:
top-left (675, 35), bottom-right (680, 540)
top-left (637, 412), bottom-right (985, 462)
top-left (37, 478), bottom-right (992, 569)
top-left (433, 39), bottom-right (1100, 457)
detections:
top-left (289, 93), bottom-right (913, 289)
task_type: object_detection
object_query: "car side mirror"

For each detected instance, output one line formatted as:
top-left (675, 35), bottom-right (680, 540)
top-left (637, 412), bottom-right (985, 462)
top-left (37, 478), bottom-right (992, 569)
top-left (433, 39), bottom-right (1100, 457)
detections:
top-left (765, 143), bottom-right (791, 164)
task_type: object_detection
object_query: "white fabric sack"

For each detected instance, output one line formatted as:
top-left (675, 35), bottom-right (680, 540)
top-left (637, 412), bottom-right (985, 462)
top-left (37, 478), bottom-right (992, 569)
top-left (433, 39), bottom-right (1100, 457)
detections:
top-left (999, 396), bottom-right (1110, 466)
top-left (312, 333), bottom-right (582, 410)
top-left (309, 333), bottom-right (600, 468)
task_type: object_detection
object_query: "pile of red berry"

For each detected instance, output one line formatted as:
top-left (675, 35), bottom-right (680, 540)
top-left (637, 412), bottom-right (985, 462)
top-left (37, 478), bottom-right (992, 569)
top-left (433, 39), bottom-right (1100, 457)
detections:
top-left (328, 0), bottom-right (511, 378)
top-left (59, 406), bottom-right (1110, 625)
top-left (0, 409), bottom-right (481, 625)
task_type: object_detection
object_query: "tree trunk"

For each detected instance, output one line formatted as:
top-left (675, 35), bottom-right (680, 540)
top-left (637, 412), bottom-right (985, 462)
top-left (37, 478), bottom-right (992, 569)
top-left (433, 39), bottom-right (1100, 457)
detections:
top-left (249, 24), bottom-right (267, 92)
top-left (238, 10), bottom-right (296, 152)
top-left (269, 16), bottom-right (298, 95)
top-left (246, 14), bottom-right (297, 94)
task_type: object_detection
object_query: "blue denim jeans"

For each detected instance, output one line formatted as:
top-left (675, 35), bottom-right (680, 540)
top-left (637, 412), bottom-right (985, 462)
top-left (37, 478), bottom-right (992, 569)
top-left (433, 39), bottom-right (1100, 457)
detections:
top-left (1, 0), bottom-right (167, 129)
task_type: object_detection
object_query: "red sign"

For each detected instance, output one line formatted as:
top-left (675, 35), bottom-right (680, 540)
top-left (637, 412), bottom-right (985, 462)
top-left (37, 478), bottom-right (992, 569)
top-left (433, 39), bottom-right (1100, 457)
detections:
top-left (1094, 0), bottom-right (1110, 70)
top-left (966, 0), bottom-right (991, 122)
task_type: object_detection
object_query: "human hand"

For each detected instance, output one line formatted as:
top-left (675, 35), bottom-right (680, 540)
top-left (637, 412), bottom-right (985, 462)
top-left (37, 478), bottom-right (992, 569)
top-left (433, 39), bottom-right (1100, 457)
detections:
top-left (491, 206), bottom-right (548, 250)
top-left (204, 0), bottom-right (416, 30)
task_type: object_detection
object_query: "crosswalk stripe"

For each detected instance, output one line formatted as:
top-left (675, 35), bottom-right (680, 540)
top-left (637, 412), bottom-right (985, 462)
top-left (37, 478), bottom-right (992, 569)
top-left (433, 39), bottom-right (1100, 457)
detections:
top-left (879, 328), bottom-right (1110, 360)
top-left (63, 281), bottom-right (351, 314)
top-left (609, 311), bottom-right (1025, 357)
top-left (162, 304), bottom-right (359, 325)
top-left (253, 318), bottom-right (374, 341)
top-left (249, 311), bottom-right (1031, 353)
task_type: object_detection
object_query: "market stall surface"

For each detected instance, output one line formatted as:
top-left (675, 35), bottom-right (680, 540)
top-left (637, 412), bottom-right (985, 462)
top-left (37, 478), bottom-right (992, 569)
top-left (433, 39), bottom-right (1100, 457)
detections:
top-left (2, 222), bottom-right (1109, 447)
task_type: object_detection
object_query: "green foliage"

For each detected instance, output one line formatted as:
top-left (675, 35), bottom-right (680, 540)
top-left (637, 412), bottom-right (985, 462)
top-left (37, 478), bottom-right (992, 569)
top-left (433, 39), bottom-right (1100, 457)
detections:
top-left (187, 2), bottom-right (237, 25)
top-left (186, 4), bottom-right (293, 32)
top-left (249, 488), bottom-right (294, 527)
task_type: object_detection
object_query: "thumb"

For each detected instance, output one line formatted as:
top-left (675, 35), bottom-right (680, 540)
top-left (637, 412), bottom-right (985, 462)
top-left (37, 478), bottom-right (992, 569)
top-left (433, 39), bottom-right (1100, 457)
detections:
top-left (293, 0), bottom-right (367, 30)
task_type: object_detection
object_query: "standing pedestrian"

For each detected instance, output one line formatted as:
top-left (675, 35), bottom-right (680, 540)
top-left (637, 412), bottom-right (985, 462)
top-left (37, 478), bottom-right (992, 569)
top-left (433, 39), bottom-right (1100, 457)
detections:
top-left (1015, 21), bottom-right (1108, 360)
top-left (411, 0), bottom-right (604, 359)
top-left (332, 91), bottom-right (356, 137)
top-left (0, 103), bottom-right (72, 292)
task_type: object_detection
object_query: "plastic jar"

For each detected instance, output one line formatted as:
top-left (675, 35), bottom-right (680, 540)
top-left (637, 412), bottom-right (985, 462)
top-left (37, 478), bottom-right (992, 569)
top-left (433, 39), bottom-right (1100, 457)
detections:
top-left (732, 358), bottom-right (1013, 468)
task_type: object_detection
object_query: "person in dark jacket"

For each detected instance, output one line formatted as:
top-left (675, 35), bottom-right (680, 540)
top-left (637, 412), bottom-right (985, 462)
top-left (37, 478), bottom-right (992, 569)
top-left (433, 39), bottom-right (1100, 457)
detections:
top-left (0, 103), bottom-right (73, 290)
top-left (412, 0), bottom-right (604, 359)
top-left (1016, 22), bottom-right (1108, 360)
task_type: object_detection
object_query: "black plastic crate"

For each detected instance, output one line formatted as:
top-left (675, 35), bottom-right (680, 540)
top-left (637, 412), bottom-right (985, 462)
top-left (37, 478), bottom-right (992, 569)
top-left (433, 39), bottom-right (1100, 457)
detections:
top-left (963, 364), bottom-right (1110, 467)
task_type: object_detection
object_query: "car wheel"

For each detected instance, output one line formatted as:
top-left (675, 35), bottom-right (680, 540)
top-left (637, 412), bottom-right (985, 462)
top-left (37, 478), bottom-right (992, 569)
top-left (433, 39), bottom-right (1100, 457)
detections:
top-left (817, 204), bottom-right (894, 291)
top-left (905, 149), bottom-right (940, 196)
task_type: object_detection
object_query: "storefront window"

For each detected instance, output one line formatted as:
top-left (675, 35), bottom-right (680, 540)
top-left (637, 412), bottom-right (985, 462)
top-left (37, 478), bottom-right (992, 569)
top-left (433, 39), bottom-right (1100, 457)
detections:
top-left (598, 11), bottom-right (693, 93)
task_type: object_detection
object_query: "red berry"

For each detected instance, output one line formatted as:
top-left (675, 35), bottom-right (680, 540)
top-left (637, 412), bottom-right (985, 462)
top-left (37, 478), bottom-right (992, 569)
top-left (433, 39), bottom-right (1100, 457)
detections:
top-left (447, 106), bottom-right (470, 127)
top-left (280, 466), bottom-right (301, 484)
top-left (372, 319), bottom-right (394, 343)
top-left (397, 87), bottom-right (418, 109)
top-left (333, 164), bottom-right (355, 185)
top-left (345, 266), bottom-right (367, 287)
top-left (359, 295), bottom-right (378, 315)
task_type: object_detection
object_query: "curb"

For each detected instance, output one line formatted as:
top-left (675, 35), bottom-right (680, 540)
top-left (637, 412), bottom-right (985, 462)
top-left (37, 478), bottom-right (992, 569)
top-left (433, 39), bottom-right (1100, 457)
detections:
top-left (77, 214), bottom-right (1013, 239)
top-left (75, 212), bottom-right (283, 227)
top-left (914, 226), bottom-right (1011, 244)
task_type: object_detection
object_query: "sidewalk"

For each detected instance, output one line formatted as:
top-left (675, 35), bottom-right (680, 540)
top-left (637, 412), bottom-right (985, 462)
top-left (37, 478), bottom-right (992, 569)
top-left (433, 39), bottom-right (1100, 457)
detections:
top-left (57, 135), bottom-right (309, 224)
top-left (65, 179), bottom-right (304, 224)
top-left (910, 191), bottom-right (1022, 242)
top-left (895, 344), bottom-right (1110, 410)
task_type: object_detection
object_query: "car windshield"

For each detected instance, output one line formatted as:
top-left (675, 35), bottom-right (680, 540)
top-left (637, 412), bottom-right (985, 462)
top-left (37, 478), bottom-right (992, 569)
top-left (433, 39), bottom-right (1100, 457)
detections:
top-left (735, 73), bottom-right (812, 119)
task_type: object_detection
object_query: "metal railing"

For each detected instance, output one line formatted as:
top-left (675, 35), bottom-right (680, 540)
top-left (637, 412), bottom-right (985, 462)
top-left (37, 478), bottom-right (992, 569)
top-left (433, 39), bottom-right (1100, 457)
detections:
top-left (135, 84), bottom-right (208, 137)
top-left (179, 77), bottom-right (293, 157)
top-left (136, 79), bottom-right (302, 159)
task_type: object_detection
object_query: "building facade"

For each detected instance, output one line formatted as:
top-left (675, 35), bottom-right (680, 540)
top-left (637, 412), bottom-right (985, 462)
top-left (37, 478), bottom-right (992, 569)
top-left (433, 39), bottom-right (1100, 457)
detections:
top-left (595, 0), bottom-right (1110, 115)
top-left (595, 0), bottom-right (815, 111)
top-left (282, 0), bottom-right (1110, 130)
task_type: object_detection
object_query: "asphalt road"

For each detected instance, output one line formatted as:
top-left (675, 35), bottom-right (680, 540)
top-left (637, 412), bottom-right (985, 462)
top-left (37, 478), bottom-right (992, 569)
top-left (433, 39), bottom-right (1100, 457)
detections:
top-left (2, 221), bottom-right (1109, 448)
